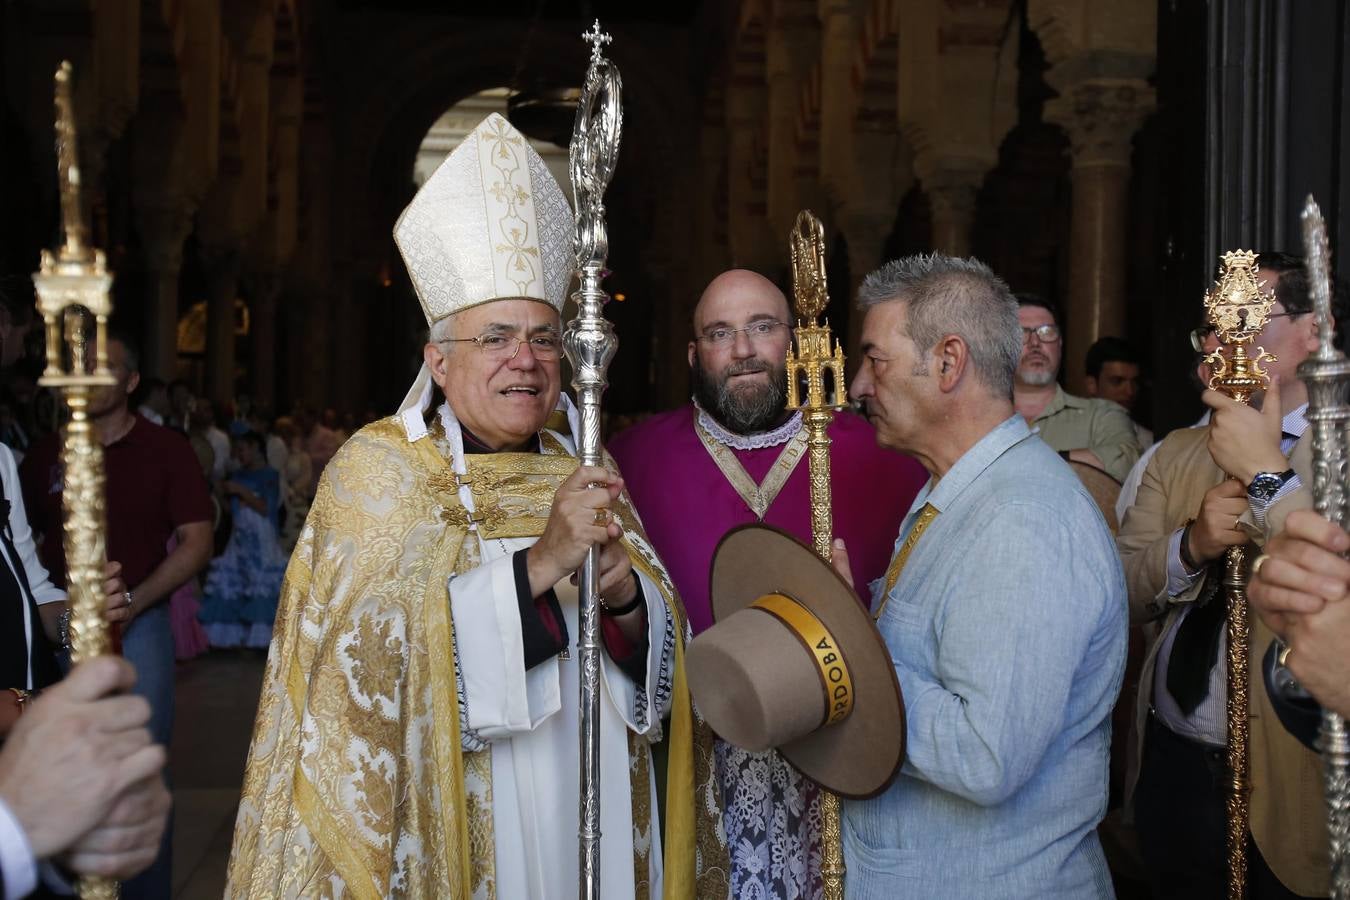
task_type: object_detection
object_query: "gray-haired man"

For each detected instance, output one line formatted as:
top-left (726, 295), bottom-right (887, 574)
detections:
top-left (833, 253), bottom-right (1127, 898)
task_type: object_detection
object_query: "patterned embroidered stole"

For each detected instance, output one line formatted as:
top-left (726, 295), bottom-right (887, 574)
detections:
top-left (875, 503), bottom-right (939, 619)
top-left (427, 430), bottom-right (578, 540)
top-left (693, 418), bottom-right (809, 519)
top-left (418, 421), bottom-right (725, 899)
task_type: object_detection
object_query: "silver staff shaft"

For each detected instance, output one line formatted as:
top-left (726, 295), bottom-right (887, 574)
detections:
top-left (1299, 195), bottom-right (1350, 900)
top-left (568, 257), bottom-right (615, 900)
top-left (566, 21), bottom-right (622, 900)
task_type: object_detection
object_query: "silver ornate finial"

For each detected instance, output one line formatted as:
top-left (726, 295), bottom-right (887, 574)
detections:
top-left (582, 19), bottom-right (611, 62)
top-left (1302, 194), bottom-right (1337, 362)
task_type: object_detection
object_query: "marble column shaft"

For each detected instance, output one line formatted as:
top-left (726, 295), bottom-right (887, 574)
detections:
top-left (249, 273), bottom-right (281, 411)
top-left (1046, 78), bottom-right (1154, 390)
top-left (135, 199), bottom-right (196, 380)
top-left (202, 246), bottom-right (242, 407)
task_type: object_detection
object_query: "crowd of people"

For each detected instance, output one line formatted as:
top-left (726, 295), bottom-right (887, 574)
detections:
top-left (2, 110), bottom-right (1350, 900)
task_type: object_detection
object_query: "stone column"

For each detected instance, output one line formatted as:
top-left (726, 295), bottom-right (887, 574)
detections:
top-left (200, 244), bottom-right (242, 407)
top-left (695, 97), bottom-right (729, 285)
top-left (134, 196), bottom-right (195, 380)
top-left (841, 208), bottom-right (895, 361)
top-left (817, 0), bottom-right (861, 207)
top-left (248, 271), bottom-right (281, 411)
top-left (1045, 78), bottom-right (1154, 390)
top-left (765, 11), bottom-right (817, 235)
top-left (331, 262), bottom-right (364, 417)
top-left (922, 169), bottom-right (982, 258)
top-left (725, 79), bottom-right (776, 271)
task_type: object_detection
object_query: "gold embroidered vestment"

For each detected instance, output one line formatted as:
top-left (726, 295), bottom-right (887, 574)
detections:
top-left (225, 416), bottom-right (728, 898)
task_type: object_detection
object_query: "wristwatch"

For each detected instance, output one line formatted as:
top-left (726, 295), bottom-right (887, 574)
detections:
top-left (1247, 468), bottom-right (1296, 503)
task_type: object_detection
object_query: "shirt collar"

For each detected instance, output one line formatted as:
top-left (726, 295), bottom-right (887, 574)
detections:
top-left (917, 415), bottom-right (1033, 514)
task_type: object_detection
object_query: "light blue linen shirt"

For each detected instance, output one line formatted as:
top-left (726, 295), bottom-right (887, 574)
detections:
top-left (843, 415), bottom-right (1127, 899)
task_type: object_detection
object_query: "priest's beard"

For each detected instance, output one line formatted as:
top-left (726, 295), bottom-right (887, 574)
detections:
top-left (692, 356), bottom-right (790, 435)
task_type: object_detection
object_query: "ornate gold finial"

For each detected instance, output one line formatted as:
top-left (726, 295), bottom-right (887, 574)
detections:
top-left (1205, 249), bottom-right (1276, 403)
top-left (786, 210), bottom-right (846, 417)
top-left (53, 61), bottom-right (91, 264)
top-left (791, 210), bottom-right (830, 321)
top-left (35, 62), bottom-right (113, 389)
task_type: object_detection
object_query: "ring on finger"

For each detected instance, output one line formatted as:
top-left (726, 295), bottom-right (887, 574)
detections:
top-left (124, 590), bottom-right (133, 609)
top-left (592, 508), bottom-right (610, 527)
top-left (1251, 554), bottom-right (1270, 579)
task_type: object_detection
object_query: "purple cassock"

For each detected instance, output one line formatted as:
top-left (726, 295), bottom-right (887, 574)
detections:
top-left (610, 402), bottom-right (925, 898)
top-left (608, 402), bottom-right (926, 634)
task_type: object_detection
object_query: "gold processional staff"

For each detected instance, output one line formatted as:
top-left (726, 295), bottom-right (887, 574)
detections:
top-left (1202, 250), bottom-right (1275, 900)
top-left (785, 209), bottom-right (848, 899)
top-left (33, 61), bottom-right (120, 900)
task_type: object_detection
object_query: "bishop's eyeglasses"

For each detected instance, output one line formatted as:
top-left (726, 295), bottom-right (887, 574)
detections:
top-left (697, 320), bottom-right (789, 347)
top-left (437, 331), bottom-right (563, 361)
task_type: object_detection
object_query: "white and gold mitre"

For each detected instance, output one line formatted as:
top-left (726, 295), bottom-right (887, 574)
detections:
top-left (394, 113), bottom-right (573, 421)
top-left (394, 112), bottom-right (572, 324)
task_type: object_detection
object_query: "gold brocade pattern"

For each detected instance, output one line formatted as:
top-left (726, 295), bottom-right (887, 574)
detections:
top-left (464, 751), bottom-right (496, 899)
top-left (692, 418), bottom-right (808, 519)
top-left (433, 449), bottom-right (577, 538)
top-left (226, 416), bottom-right (726, 898)
top-left (629, 729), bottom-right (652, 900)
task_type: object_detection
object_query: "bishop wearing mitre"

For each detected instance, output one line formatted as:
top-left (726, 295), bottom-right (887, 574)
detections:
top-left (224, 113), bottom-right (727, 900)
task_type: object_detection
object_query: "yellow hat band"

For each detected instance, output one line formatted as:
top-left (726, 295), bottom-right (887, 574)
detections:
top-left (751, 592), bottom-right (854, 727)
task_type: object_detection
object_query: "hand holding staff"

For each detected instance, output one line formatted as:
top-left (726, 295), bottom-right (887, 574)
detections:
top-left (32, 61), bottom-right (124, 900)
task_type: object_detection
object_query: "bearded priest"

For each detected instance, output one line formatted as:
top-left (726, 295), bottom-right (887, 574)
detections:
top-left (609, 269), bottom-right (924, 898)
top-left (224, 114), bottom-right (726, 900)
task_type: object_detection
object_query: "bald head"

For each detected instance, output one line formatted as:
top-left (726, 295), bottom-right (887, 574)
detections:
top-left (693, 269), bottom-right (791, 334)
top-left (688, 269), bottom-right (793, 435)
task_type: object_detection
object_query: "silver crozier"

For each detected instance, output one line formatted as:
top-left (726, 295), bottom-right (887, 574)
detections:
top-left (565, 20), bottom-right (623, 900)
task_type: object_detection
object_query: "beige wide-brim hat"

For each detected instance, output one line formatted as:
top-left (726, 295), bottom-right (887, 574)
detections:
top-left (687, 525), bottom-right (906, 799)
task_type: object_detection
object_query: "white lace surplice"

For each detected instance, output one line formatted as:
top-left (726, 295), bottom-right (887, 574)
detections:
top-left (715, 741), bottom-right (823, 900)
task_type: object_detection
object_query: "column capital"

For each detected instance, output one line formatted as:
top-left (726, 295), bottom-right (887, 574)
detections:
top-left (1045, 76), bottom-right (1155, 169)
top-left (927, 181), bottom-right (979, 227)
top-left (134, 195), bottom-right (198, 272)
top-left (912, 152), bottom-right (991, 199)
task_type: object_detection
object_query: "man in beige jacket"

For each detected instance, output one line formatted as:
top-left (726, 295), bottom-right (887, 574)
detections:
top-left (1116, 252), bottom-right (1334, 899)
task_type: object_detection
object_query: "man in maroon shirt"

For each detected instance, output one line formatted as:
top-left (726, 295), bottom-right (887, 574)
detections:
top-left (20, 334), bottom-right (212, 900)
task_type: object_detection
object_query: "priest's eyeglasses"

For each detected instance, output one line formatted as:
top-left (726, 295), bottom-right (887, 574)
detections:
top-left (1022, 324), bottom-right (1061, 344)
top-left (437, 332), bottom-right (563, 361)
top-left (698, 321), bottom-right (789, 347)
